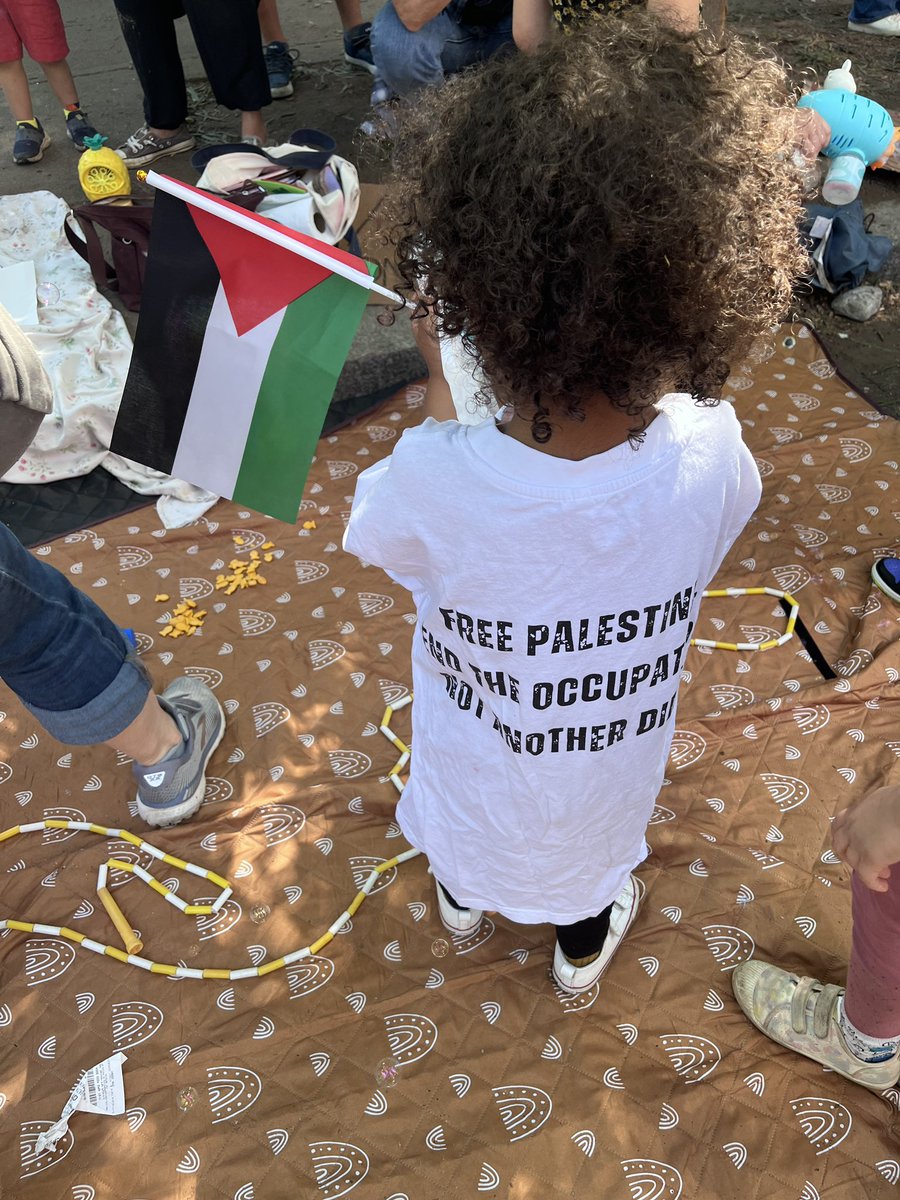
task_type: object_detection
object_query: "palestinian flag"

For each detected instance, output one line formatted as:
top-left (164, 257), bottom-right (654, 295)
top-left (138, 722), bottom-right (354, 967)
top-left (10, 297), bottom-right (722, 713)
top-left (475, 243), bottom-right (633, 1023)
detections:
top-left (111, 174), bottom-right (375, 522)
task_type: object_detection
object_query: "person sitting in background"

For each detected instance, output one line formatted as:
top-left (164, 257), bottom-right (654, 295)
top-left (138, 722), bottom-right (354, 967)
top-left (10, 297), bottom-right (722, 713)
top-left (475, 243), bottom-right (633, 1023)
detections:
top-left (369, 0), bottom-right (512, 102)
top-left (0, 0), bottom-right (104, 165)
top-left (512, 0), bottom-right (698, 51)
top-left (113, 0), bottom-right (270, 168)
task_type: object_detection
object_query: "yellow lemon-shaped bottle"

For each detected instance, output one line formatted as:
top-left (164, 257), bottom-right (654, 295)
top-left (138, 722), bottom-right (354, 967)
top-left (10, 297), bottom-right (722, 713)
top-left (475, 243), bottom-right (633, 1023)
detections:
top-left (78, 134), bottom-right (132, 203)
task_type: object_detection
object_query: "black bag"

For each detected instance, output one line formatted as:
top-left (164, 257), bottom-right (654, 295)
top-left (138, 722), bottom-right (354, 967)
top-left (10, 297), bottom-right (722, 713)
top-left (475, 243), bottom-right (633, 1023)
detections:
top-left (802, 200), bottom-right (892, 295)
top-left (64, 200), bottom-right (154, 311)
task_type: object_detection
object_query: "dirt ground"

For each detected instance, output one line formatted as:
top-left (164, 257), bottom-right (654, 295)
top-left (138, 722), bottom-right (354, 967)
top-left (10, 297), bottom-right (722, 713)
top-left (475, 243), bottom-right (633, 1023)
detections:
top-left (0, 0), bottom-right (897, 412)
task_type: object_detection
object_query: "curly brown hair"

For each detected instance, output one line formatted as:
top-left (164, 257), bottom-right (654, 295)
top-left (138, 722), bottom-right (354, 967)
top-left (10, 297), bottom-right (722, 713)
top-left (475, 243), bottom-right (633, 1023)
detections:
top-left (385, 15), bottom-right (807, 432)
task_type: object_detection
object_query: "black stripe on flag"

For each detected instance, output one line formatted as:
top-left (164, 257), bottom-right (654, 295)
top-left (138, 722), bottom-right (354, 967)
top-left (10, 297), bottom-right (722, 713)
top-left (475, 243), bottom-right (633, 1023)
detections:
top-left (110, 188), bottom-right (219, 475)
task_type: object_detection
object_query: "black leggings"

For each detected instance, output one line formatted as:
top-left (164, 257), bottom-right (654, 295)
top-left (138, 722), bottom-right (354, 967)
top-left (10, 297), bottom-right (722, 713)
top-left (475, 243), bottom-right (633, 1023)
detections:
top-left (113, 0), bottom-right (270, 129)
top-left (440, 885), bottom-right (613, 958)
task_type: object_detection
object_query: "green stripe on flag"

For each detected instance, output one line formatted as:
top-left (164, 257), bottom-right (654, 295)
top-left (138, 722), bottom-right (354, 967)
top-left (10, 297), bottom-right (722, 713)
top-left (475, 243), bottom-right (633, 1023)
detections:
top-left (233, 271), bottom-right (370, 521)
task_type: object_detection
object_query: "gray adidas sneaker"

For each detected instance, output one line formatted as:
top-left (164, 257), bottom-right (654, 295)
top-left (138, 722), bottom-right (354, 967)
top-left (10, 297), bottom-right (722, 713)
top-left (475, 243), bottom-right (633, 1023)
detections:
top-left (132, 678), bottom-right (225, 827)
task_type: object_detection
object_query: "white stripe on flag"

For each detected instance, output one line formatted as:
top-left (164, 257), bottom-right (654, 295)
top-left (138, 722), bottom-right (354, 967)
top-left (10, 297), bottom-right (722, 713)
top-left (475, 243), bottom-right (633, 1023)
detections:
top-left (171, 283), bottom-right (286, 498)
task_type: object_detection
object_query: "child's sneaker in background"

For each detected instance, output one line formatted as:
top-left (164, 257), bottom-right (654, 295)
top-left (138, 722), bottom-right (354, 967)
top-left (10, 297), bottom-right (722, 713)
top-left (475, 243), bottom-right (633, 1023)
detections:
top-left (132, 677), bottom-right (225, 827)
top-left (552, 875), bottom-right (645, 994)
top-left (13, 119), bottom-right (50, 164)
top-left (731, 961), bottom-right (900, 1091)
top-left (343, 22), bottom-right (376, 73)
top-left (264, 39), bottom-right (297, 98)
top-left (65, 108), bottom-right (102, 151)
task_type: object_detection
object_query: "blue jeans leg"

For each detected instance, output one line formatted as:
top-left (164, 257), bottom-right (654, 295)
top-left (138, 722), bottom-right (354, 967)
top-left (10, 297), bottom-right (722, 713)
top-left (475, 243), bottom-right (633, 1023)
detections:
top-left (0, 522), bottom-right (151, 745)
top-left (370, 0), bottom-right (513, 97)
top-left (849, 0), bottom-right (898, 21)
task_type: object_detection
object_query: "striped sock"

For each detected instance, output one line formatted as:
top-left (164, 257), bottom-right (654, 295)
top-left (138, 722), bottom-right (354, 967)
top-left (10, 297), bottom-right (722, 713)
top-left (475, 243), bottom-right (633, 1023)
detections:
top-left (838, 998), bottom-right (900, 1063)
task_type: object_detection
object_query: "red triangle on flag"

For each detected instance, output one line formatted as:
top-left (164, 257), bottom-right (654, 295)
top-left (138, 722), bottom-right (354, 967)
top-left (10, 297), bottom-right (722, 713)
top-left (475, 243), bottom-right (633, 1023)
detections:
top-left (190, 206), bottom-right (331, 336)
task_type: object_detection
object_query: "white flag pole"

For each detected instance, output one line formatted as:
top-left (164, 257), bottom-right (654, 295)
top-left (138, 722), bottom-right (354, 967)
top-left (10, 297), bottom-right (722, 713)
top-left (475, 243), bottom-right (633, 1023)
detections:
top-left (146, 170), bottom-right (408, 307)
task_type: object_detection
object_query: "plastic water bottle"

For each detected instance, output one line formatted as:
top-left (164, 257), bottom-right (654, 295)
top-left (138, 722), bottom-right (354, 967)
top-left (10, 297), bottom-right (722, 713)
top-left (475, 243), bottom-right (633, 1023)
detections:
top-left (822, 153), bottom-right (866, 205)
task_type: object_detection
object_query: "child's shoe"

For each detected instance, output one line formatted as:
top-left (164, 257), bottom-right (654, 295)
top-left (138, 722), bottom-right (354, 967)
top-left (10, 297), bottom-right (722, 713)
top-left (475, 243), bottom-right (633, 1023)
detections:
top-left (65, 108), bottom-right (102, 151)
top-left (731, 961), bottom-right (900, 1091)
top-left (264, 39), bottom-right (297, 98)
top-left (13, 120), bottom-right (50, 165)
top-left (552, 875), bottom-right (645, 994)
top-left (434, 876), bottom-right (483, 936)
top-left (132, 678), bottom-right (225, 827)
top-left (343, 22), bottom-right (377, 74)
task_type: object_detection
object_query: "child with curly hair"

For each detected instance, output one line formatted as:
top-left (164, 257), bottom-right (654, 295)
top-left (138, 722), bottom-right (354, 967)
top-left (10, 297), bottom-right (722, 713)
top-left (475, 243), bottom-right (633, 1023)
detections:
top-left (345, 15), bottom-right (807, 994)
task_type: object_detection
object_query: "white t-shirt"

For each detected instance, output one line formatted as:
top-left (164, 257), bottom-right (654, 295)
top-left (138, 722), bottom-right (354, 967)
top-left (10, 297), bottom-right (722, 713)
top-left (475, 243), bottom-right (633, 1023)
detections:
top-left (344, 398), bottom-right (761, 924)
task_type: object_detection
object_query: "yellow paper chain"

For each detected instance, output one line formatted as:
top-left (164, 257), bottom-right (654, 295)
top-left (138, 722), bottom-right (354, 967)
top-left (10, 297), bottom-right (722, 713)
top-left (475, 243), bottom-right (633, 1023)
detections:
top-left (689, 586), bottom-right (799, 652)
top-left (0, 819), bottom-right (419, 979)
top-left (379, 693), bottom-right (412, 793)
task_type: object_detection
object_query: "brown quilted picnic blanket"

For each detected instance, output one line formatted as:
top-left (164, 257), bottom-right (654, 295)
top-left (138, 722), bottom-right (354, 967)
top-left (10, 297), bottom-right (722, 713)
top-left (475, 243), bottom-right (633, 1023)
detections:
top-left (1, 325), bottom-right (898, 1200)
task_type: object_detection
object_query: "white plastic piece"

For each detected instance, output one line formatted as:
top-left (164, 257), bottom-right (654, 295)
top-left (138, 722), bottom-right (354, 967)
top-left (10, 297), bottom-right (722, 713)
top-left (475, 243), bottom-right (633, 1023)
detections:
top-left (360, 870), bottom-right (381, 895)
top-left (80, 938), bottom-right (107, 955)
top-left (210, 887), bottom-right (233, 914)
top-left (824, 59), bottom-right (856, 93)
top-left (142, 843), bottom-right (166, 860)
top-left (174, 966), bottom-right (205, 980)
top-left (18, 822), bottom-right (44, 833)
top-left (228, 967), bottom-right (259, 980)
top-left (282, 947), bottom-right (312, 965)
top-left (127, 955), bottom-right (156, 971)
top-left (97, 862), bottom-right (108, 889)
top-left (32, 923), bottom-right (62, 936)
top-left (328, 911), bottom-right (351, 935)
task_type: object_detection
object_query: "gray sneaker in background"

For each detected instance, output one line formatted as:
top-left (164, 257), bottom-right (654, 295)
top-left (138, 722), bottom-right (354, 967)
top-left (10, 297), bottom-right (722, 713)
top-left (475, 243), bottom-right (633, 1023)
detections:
top-left (116, 123), bottom-right (196, 168)
top-left (132, 678), bottom-right (225, 828)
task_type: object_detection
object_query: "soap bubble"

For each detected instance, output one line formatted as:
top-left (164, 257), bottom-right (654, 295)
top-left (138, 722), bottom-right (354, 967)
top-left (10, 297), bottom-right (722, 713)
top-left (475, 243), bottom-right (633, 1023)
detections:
top-left (176, 1086), bottom-right (197, 1111)
top-left (36, 282), bottom-right (60, 306)
top-left (250, 904), bottom-right (270, 924)
top-left (375, 1057), bottom-right (400, 1088)
top-left (431, 938), bottom-right (450, 958)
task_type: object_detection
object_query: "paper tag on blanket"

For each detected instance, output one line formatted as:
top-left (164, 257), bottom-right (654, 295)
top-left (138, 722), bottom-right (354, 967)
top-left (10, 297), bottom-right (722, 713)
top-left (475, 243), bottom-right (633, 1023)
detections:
top-left (35, 1052), bottom-right (128, 1153)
